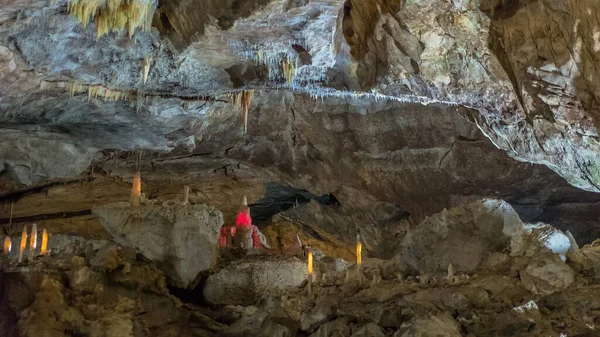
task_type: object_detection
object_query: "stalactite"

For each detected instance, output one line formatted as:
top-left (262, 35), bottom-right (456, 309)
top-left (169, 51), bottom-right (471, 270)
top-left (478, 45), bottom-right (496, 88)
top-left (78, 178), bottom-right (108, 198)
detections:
top-left (41, 229), bottom-right (48, 255)
top-left (29, 223), bottom-right (37, 258)
top-left (282, 56), bottom-right (296, 86)
top-left (67, 0), bottom-right (155, 38)
top-left (141, 57), bottom-right (151, 85)
top-left (66, 82), bottom-right (132, 102)
top-left (230, 90), bottom-right (254, 134)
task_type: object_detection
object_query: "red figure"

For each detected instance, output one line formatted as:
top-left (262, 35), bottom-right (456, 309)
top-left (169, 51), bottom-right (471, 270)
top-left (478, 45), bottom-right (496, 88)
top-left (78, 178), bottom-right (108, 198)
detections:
top-left (218, 196), bottom-right (262, 249)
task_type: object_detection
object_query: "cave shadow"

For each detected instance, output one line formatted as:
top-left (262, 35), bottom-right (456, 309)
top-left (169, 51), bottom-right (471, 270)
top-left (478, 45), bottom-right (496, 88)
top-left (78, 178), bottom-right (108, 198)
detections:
top-left (249, 182), bottom-right (341, 226)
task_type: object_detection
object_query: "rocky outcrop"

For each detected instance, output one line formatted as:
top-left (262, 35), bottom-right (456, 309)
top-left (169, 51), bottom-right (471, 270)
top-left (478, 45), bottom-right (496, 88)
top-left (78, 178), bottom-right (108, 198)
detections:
top-left (203, 256), bottom-right (306, 306)
top-left (1, 241), bottom-right (220, 337)
top-left (5, 198), bottom-right (600, 337)
top-left (520, 253), bottom-right (575, 295)
top-left (2, 0), bottom-right (600, 251)
top-left (92, 202), bottom-right (223, 287)
top-left (401, 199), bottom-right (527, 275)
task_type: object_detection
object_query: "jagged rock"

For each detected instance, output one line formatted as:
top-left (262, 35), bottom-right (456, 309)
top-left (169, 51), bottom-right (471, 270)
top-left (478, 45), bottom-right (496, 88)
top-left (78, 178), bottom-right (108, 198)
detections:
top-left (520, 253), bottom-right (575, 296)
top-left (524, 223), bottom-right (571, 261)
top-left (89, 244), bottom-right (121, 271)
top-left (491, 300), bottom-right (557, 337)
top-left (220, 306), bottom-right (293, 337)
top-left (18, 275), bottom-right (84, 337)
top-left (401, 199), bottom-right (527, 275)
top-left (567, 240), bottom-right (600, 276)
top-left (399, 314), bottom-right (462, 337)
top-left (92, 202), bottom-right (223, 288)
top-left (203, 257), bottom-right (306, 306)
top-left (351, 323), bottom-right (385, 337)
top-left (300, 300), bottom-right (334, 332)
top-left (358, 282), bottom-right (413, 303)
top-left (375, 304), bottom-right (414, 329)
top-left (68, 256), bottom-right (105, 294)
top-left (0, 129), bottom-right (96, 186)
top-left (382, 253), bottom-right (405, 279)
top-left (319, 257), bottom-right (349, 286)
top-left (308, 317), bottom-right (351, 337)
top-left (189, 312), bottom-right (226, 333)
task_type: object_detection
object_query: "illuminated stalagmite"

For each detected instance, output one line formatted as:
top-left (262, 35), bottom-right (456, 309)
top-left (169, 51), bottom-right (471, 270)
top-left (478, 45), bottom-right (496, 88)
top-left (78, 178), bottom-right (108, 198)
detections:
top-left (131, 171), bottom-right (141, 206)
top-left (356, 234), bottom-right (362, 266)
top-left (18, 225), bottom-right (27, 263)
top-left (41, 229), bottom-right (48, 255)
top-left (29, 223), bottom-right (37, 257)
top-left (3, 236), bottom-right (11, 256)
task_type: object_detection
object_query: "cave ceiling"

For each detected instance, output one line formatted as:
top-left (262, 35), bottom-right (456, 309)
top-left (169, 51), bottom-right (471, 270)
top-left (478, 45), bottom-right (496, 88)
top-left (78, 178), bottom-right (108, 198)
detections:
top-left (1, 0), bottom-right (600, 242)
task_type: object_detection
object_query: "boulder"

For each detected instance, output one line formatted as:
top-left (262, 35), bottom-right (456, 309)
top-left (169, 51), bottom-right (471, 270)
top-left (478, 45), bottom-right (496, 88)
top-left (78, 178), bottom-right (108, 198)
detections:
top-left (524, 223), bottom-right (571, 261)
top-left (567, 239), bottom-right (600, 276)
top-left (399, 314), bottom-right (462, 337)
top-left (300, 301), bottom-right (334, 332)
top-left (351, 323), bottom-right (385, 337)
top-left (491, 300), bottom-right (557, 336)
top-left (92, 202), bottom-right (223, 288)
top-left (308, 318), bottom-right (351, 337)
top-left (520, 253), bottom-right (575, 295)
top-left (220, 306), bottom-right (294, 337)
top-left (401, 199), bottom-right (527, 275)
top-left (203, 257), bottom-right (306, 306)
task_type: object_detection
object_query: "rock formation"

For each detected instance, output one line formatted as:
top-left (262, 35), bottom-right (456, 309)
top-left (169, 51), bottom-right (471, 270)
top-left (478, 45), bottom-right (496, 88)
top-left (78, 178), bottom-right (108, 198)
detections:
top-left (2, 0), bottom-right (600, 335)
top-left (2, 198), bottom-right (598, 337)
top-left (92, 202), bottom-right (223, 287)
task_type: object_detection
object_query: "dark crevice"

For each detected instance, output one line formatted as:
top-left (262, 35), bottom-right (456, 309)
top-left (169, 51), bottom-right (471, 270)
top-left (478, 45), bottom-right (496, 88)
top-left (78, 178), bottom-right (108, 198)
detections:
top-left (0, 210), bottom-right (92, 225)
top-left (249, 183), bottom-right (340, 225)
top-left (0, 177), bottom-right (95, 204)
top-left (167, 276), bottom-right (210, 306)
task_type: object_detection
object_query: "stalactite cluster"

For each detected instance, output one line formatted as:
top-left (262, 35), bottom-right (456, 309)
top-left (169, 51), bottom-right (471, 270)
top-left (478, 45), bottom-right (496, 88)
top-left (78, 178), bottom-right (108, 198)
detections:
top-left (282, 56), bottom-right (296, 86)
top-left (230, 90), bottom-right (254, 133)
top-left (67, 0), bottom-right (155, 38)
top-left (67, 82), bottom-right (133, 101)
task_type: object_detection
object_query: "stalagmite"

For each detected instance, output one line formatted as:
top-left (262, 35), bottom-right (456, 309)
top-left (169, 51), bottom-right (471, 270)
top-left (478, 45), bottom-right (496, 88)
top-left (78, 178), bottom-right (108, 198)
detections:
top-left (18, 225), bottom-right (27, 263)
top-left (131, 171), bottom-right (141, 206)
top-left (41, 229), bottom-right (48, 255)
top-left (29, 223), bottom-right (37, 258)
top-left (3, 236), bottom-right (11, 256)
top-left (307, 249), bottom-right (313, 295)
top-left (566, 230), bottom-right (579, 253)
top-left (182, 185), bottom-right (190, 205)
top-left (447, 263), bottom-right (454, 283)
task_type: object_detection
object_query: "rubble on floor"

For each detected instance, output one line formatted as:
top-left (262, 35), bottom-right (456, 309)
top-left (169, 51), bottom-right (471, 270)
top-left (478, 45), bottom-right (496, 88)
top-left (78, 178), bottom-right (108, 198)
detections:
top-left (2, 198), bottom-right (600, 337)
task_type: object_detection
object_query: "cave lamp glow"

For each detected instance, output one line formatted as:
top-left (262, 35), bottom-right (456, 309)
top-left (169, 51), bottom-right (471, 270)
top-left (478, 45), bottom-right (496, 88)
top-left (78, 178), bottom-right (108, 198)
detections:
top-left (29, 223), bottom-right (37, 257)
top-left (41, 228), bottom-right (48, 255)
top-left (307, 249), bottom-right (313, 295)
top-left (356, 234), bottom-right (362, 266)
top-left (3, 236), bottom-right (11, 256)
top-left (131, 171), bottom-right (141, 206)
top-left (18, 225), bottom-right (27, 263)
